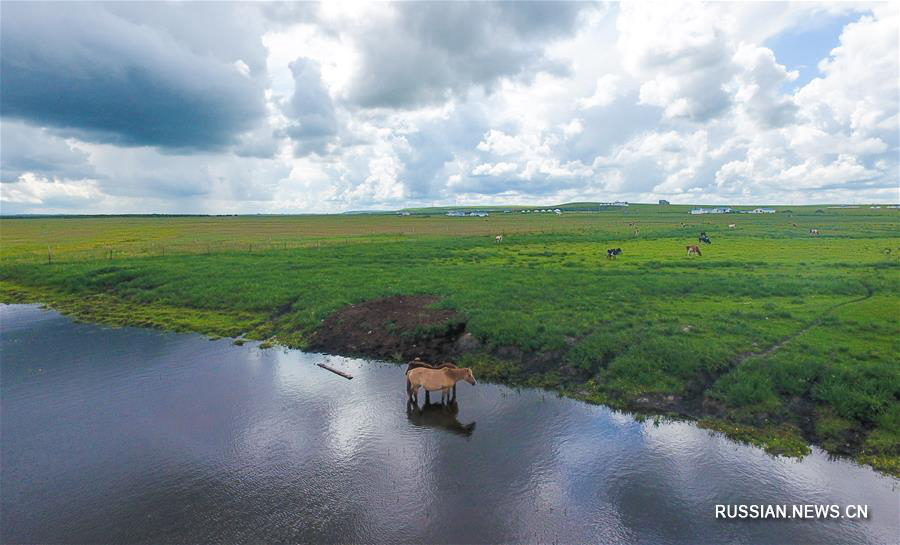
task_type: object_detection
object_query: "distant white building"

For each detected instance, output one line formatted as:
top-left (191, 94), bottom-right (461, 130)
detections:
top-left (554, 209), bottom-right (562, 215)
top-left (749, 208), bottom-right (775, 214)
top-left (599, 201), bottom-right (629, 207)
top-left (691, 207), bottom-right (732, 214)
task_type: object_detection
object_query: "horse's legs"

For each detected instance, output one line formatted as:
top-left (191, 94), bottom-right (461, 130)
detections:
top-left (425, 390), bottom-right (430, 404)
top-left (452, 384), bottom-right (457, 401)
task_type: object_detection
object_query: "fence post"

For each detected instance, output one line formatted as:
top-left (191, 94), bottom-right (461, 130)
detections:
top-left (47, 246), bottom-right (52, 265)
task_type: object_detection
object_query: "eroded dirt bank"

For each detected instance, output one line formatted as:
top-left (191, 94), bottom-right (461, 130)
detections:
top-left (308, 295), bottom-right (473, 362)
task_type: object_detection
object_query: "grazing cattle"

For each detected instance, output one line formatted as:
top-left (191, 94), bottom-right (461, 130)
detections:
top-left (607, 248), bottom-right (623, 259)
top-left (407, 367), bottom-right (476, 405)
top-left (686, 245), bottom-right (702, 256)
top-left (699, 232), bottom-right (712, 244)
top-left (728, 224), bottom-right (736, 229)
top-left (495, 234), bottom-right (503, 243)
top-left (810, 229), bottom-right (819, 236)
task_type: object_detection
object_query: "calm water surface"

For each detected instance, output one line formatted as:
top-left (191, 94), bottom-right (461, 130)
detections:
top-left (1, 304), bottom-right (897, 544)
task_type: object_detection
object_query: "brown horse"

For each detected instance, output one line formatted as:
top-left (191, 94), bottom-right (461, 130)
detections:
top-left (407, 367), bottom-right (476, 404)
top-left (686, 245), bottom-right (702, 256)
top-left (406, 360), bottom-right (459, 400)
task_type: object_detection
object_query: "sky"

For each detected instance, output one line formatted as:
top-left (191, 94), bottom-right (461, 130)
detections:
top-left (0, 1), bottom-right (897, 214)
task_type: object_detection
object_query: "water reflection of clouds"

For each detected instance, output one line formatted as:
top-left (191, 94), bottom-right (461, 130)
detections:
top-left (5, 305), bottom-right (898, 544)
top-left (270, 350), bottom-right (439, 537)
top-left (639, 420), bottom-right (899, 544)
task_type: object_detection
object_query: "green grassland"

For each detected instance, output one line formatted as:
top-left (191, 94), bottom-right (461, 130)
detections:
top-left (1, 204), bottom-right (898, 474)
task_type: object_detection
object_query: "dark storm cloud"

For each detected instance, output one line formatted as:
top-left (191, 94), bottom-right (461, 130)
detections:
top-left (346, 1), bottom-right (592, 108)
top-left (0, 3), bottom-right (268, 150)
top-left (282, 58), bottom-right (338, 156)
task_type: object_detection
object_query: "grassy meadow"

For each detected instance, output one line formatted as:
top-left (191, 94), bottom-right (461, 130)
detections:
top-left (1, 204), bottom-right (898, 474)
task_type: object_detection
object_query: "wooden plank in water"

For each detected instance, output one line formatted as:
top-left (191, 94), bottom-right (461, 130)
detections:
top-left (317, 363), bottom-right (353, 380)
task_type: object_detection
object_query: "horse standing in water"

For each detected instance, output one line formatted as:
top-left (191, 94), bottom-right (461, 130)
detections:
top-left (407, 367), bottom-right (476, 405)
top-left (406, 359), bottom-right (459, 401)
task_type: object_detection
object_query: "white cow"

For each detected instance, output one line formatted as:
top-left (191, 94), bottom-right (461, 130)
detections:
top-left (495, 235), bottom-right (503, 243)
top-left (728, 223), bottom-right (736, 229)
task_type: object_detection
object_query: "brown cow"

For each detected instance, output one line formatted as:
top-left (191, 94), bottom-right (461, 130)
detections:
top-left (686, 245), bottom-right (702, 256)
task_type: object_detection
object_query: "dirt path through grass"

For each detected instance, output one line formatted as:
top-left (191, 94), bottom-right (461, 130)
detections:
top-left (733, 286), bottom-right (874, 367)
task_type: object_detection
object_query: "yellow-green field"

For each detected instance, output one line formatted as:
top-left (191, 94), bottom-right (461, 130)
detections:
top-left (1, 204), bottom-right (898, 474)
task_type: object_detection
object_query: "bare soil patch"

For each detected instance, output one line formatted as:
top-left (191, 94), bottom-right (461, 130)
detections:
top-left (308, 295), bottom-right (468, 361)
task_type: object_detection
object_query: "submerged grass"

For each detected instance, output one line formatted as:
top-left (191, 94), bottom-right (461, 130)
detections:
top-left (2, 205), bottom-right (898, 474)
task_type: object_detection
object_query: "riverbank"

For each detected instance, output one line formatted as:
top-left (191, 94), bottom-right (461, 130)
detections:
top-left (2, 276), bottom-right (896, 476)
top-left (1, 211), bottom-right (897, 476)
top-left (6, 302), bottom-right (896, 544)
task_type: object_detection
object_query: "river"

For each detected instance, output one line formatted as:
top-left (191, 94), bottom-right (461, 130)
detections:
top-left (1, 304), bottom-right (897, 544)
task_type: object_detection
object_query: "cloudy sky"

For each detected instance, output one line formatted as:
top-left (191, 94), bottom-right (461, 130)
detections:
top-left (1, 1), bottom-right (897, 214)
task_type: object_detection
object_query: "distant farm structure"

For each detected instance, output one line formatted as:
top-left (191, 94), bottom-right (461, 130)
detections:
top-left (446, 211), bottom-right (489, 217)
top-left (690, 207), bottom-right (775, 215)
top-left (691, 207), bottom-right (733, 215)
